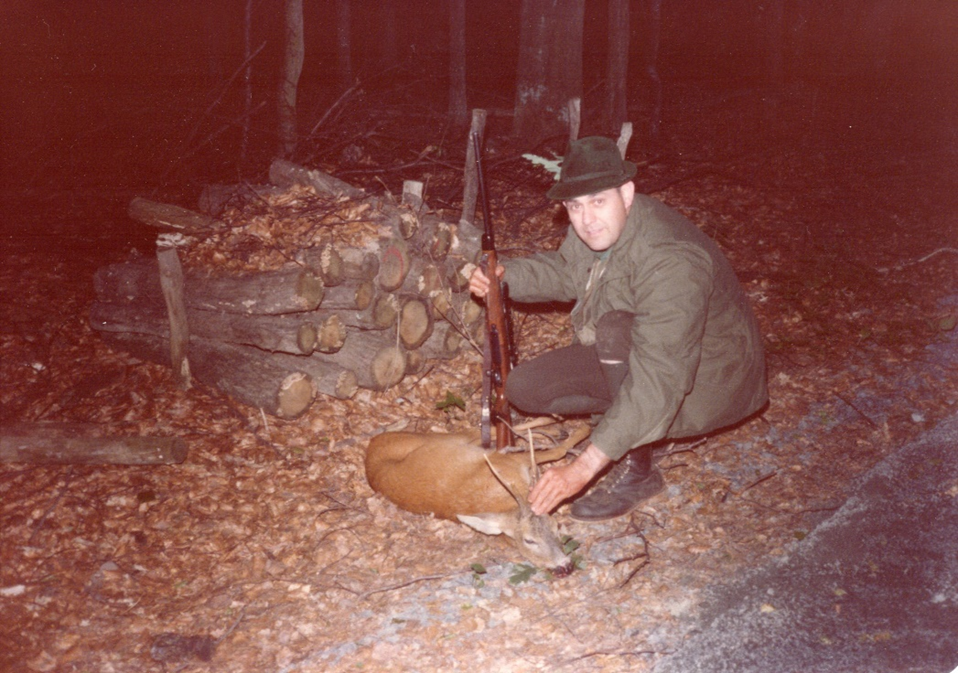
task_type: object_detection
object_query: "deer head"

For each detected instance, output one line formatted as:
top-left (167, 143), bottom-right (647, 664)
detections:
top-left (460, 451), bottom-right (573, 575)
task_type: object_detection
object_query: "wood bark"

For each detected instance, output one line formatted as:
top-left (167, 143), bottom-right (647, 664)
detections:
top-left (335, 0), bottom-right (353, 91)
top-left (310, 330), bottom-right (406, 391)
top-left (96, 160), bottom-right (487, 416)
top-left (320, 279), bottom-right (376, 311)
top-left (91, 301), bottom-right (324, 355)
top-left (513, 0), bottom-right (585, 142)
top-left (129, 197), bottom-right (225, 234)
top-left (197, 184), bottom-right (279, 218)
top-left (278, 0), bottom-right (304, 157)
top-left (269, 158), bottom-right (365, 200)
top-left (448, 0), bottom-right (468, 127)
top-left (644, 0), bottom-right (663, 153)
top-left (95, 258), bottom-right (324, 315)
top-left (404, 322), bottom-right (464, 374)
top-left (157, 245), bottom-right (192, 389)
top-left (459, 109), bottom-right (487, 230)
top-left (607, 0), bottom-right (631, 134)
top-left (301, 244), bottom-right (379, 287)
top-left (0, 423), bottom-right (188, 465)
top-left (101, 332), bottom-right (358, 416)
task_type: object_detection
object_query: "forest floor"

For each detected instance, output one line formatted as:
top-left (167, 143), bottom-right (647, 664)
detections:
top-left (1, 79), bottom-right (957, 672)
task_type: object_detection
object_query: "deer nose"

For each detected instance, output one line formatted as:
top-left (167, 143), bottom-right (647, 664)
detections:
top-left (552, 561), bottom-right (575, 578)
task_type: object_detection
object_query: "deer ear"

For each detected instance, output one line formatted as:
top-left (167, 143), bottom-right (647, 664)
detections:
top-left (457, 513), bottom-right (514, 537)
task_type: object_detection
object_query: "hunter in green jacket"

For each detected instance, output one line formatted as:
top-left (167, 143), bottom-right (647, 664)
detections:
top-left (469, 136), bottom-right (767, 521)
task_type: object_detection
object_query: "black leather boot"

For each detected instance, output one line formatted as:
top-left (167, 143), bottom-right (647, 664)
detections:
top-left (570, 447), bottom-right (664, 522)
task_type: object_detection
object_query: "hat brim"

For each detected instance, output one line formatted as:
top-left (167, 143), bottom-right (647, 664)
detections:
top-left (546, 161), bottom-right (637, 200)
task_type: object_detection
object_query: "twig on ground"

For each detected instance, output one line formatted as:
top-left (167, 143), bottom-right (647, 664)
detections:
top-left (835, 393), bottom-right (879, 428)
top-left (360, 571), bottom-right (458, 599)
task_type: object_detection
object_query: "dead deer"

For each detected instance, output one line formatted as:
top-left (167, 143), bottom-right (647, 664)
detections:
top-left (364, 423), bottom-right (589, 575)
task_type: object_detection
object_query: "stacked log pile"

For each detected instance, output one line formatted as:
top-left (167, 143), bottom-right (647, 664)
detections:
top-left (91, 157), bottom-right (488, 419)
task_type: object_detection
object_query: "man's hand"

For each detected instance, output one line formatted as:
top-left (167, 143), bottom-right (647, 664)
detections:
top-left (468, 264), bottom-right (505, 299)
top-left (528, 443), bottom-right (612, 515)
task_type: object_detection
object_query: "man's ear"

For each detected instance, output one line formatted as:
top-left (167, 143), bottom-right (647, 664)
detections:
top-left (619, 181), bottom-right (636, 210)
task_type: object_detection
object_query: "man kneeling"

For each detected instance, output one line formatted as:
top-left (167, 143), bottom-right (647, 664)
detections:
top-left (469, 136), bottom-right (768, 521)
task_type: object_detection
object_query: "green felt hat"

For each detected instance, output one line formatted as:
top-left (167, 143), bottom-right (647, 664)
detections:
top-left (546, 136), bottom-right (637, 200)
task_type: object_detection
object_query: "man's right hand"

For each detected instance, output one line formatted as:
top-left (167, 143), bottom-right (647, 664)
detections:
top-left (468, 264), bottom-right (505, 299)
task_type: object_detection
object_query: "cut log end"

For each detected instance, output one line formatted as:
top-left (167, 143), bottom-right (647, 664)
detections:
top-left (378, 239), bottom-right (411, 292)
top-left (399, 297), bottom-right (433, 350)
top-left (372, 346), bottom-right (406, 390)
top-left (372, 294), bottom-right (399, 329)
top-left (355, 280), bottom-right (376, 311)
top-left (316, 315), bottom-right (347, 353)
top-left (296, 271), bottom-right (325, 310)
top-left (335, 370), bottom-right (359, 399)
top-left (296, 323), bottom-right (318, 354)
top-left (276, 372), bottom-right (315, 419)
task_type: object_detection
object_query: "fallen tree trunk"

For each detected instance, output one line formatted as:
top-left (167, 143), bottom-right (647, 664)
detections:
top-left (95, 258), bottom-right (325, 315)
top-left (269, 158), bottom-right (366, 200)
top-left (90, 301), bottom-right (343, 355)
top-left (0, 423), bottom-right (188, 465)
top-left (197, 183), bottom-right (280, 217)
top-left (102, 332), bottom-right (359, 417)
top-left (301, 244), bottom-right (379, 287)
top-left (128, 197), bottom-right (225, 234)
top-left (404, 323), bottom-right (464, 374)
top-left (319, 279), bottom-right (376, 311)
top-left (310, 330), bottom-right (406, 391)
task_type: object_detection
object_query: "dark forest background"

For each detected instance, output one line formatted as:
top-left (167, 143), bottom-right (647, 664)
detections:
top-left (1, 1), bottom-right (956, 248)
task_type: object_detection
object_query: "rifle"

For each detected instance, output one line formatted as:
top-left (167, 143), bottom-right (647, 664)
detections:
top-left (472, 131), bottom-right (514, 450)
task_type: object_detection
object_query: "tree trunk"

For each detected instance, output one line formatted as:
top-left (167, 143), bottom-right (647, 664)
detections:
top-left (448, 0), bottom-right (468, 127)
top-left (513, 0), bottom-right (585, 143)
top-left (380, 2), bottom-right (398, 69)
top-left (241, 0), bottom-right (254, 166)
top-left (644, 0), bottom-right (663, 154)
top-left (607, 0), bottom-right (631, 134)
top-left (336, 0), bottom-right (353, 90)
top-left (763, 0), bottom-right (786, 123)
top-left (278, 0), bottom-right (305, 158)
top-left (0, 423), bottom-right (188, 465)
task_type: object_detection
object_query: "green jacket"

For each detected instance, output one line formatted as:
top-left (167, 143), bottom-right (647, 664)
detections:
top-left (503, 194), bottom-right (768, 460)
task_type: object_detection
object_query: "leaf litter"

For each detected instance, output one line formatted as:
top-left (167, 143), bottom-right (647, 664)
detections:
top-left (1, 85), bottom-right (957, 672)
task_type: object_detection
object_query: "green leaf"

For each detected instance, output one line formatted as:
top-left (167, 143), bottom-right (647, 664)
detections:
top-left (939, 314), bottom-right (957, 332)
top-left (436, 391), bottom-right (466, 412)
top-left (508, 564), bottom-right (537, 585)
top-left (470, 563), bottom-right (487, 575)
top-left (561, 535), bottom-right (581, 554)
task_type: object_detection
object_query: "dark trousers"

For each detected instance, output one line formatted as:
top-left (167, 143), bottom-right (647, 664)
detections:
top-left (505, 310), bottom-right (634, 419)
top-left (504, 311), bottom-right (650, 470)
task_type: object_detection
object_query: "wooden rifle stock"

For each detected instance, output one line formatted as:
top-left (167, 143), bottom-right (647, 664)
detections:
top-left (472, 132), bottom-right (513, 449)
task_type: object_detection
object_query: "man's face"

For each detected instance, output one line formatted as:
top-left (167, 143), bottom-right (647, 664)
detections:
top-left (563, 182), bottom-right (635, 252)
